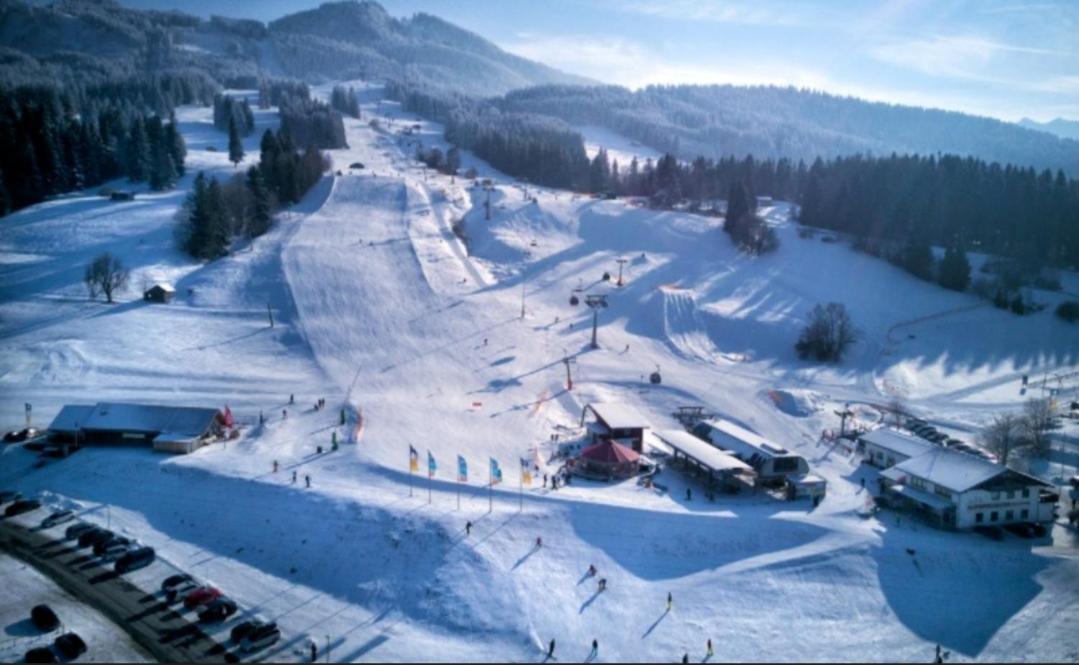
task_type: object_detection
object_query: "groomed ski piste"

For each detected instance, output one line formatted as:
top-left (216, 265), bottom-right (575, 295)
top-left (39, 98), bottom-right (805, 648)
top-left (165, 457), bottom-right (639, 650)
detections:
top-left (1, 82), bottom-right (1077, 662)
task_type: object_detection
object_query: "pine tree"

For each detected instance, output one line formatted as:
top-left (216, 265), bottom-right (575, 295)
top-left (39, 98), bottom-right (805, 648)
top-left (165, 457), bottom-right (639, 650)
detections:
top-left (445, 146), bottom-right (461, 175)
top-left (183, 172), bottom-right (211, 258)
top-left (164, 120), bottom-right (186, 176)
top-left (246, 166), bottom-right (271, 237)
top-left (726, 179), bottom-right (752, 235)
top-left (937, 244), bottom-right (971, 291)
top-left (126, 118), bottom-right (150, 182)
top-left (901, 235), bottom-right (935, 281)
top-left (204, 177), bottom-right (230, 259)
top-left (228, 115), bottom-right (244, 167)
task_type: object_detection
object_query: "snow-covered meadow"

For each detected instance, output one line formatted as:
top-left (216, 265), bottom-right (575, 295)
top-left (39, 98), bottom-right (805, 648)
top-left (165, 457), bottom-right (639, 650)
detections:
top-left (1, 83), bottom-right (1077, 662)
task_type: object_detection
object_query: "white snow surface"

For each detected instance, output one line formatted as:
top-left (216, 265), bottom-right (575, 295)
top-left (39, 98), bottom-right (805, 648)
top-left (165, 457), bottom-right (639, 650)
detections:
top-left (0, 85), bottom-right (1077, 662)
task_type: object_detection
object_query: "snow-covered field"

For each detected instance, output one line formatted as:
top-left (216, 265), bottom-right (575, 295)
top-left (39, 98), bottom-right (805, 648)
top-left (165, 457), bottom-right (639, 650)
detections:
top-left (1, 83), bottom-right (1077, 662)
top-left (0, 552), bottom-right (151, 663)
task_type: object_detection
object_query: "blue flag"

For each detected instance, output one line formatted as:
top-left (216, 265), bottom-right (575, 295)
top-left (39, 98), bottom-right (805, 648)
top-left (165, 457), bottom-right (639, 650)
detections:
top-left (457, 455), bottom-right (468, 482)
top-left (427, 450), bottom-right (437, 478)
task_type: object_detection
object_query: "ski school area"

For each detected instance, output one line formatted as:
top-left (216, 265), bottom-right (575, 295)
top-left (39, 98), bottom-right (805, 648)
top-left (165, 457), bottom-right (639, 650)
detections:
top-left (2, 82), bottom-right (1077, 662)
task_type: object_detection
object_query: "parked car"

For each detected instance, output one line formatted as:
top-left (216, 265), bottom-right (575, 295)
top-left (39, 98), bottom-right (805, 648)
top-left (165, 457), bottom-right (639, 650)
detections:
top-left (5, 498), bottom-right (42, 517)
top-left (78, 528), bottom-right (113, 548)
top-left (1004, 522), bottom-right (1036, 538)
top-left (3, 427), bottom-right (38, 443)
top-left (40, 510), bottom-right (75, 529)
top-left (239, 621), bottom-right (280, 653)
top-left (93, 535), bottom-right (131, 557)
top-left (115, 546), bottom-right (155, 574)
top-left (54, 632), bottom-right (87, 660)
top-left (184, 585), bottom-right (222, 610)
top-left (198, 597), bottom-right (238, 623)
top-left (231, 620), bottom-right (259, 643)
top-left (944, 438), bottom-right (964, 447)
top-left (31, 604), bottom-right (60, 631)
top-left (65, 522), bottom-right (94, 541)
top-left (0, 490), bottom-right (21, 504)
top-left (349, 162), bottom-right (365, 169)
top-left (100, 540), bottom-right (135, 563)
top-left (24, 647), bottom-right (56, 663)
top-left (973, 525), bottom-right (1003, 540)
top-left (162, 573), bottom-right (198, 602)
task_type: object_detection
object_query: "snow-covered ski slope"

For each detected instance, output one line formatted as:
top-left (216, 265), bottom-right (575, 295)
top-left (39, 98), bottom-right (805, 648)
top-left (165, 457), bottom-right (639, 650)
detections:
top-left (1, 83), bottom-right (1077, 662)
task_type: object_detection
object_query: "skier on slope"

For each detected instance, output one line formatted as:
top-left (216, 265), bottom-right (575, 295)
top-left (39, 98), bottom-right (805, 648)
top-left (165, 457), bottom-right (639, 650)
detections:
top-left (273, 460), bottom-right (278, 473)
top-left (292, 470), bottom-right (297, 484)
top-left (466, 521), bottom-right (472, 536)
top-left (587, 564), bottom-right (596, 577)
top-left (305, 474), bottom-right (311, 488)
top-left (667, 591), bottom-right (673, 611)
top-left (707, 638), bottom-right (714, 657)
top-left (589, 639), bottom-right (598, 660)
top-left (547, 638), bottom-right (556, 658)
top-left (536, 536), bottom-right (542, 548)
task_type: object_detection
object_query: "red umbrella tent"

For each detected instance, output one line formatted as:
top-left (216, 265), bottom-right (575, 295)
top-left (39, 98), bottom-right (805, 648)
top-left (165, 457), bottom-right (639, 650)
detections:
top-left (577, 440), bottom-right (641, 479)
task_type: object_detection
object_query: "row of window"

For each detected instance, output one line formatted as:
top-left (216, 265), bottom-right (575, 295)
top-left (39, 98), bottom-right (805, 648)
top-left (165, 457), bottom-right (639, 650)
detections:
top-left (975, 508), bottom-right (1029, 524)
top-left (990, 489), bottom-right (1029, 500)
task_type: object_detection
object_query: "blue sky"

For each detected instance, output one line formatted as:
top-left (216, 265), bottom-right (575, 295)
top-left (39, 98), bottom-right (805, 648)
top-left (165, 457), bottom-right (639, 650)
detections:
top-left (125, 0), bottom-right (1078, 122)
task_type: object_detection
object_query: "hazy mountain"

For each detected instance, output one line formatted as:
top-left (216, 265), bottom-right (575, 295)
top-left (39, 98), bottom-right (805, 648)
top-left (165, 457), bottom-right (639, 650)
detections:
top-left (496, 84), bottom-right (1079, 175)
top-left (1019, 117), bottom-right (1079, 142)
top-left (0, 0), bottom-right (589, 94)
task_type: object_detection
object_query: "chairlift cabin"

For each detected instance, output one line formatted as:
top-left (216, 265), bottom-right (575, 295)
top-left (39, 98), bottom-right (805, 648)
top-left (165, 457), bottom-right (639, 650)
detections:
top-left (602, 272), bottom-right (611, 281)
top-left (569, 294), bottom-right (580, 306)
top-left (650, 366), bottom-right (662, 384)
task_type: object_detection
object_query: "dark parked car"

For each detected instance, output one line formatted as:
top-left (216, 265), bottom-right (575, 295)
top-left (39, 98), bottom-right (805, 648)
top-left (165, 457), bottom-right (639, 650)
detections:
top-left (78, 528), bottom-right (112, 548)
top-left (100, 540), bottom-right (135, 563)
top-left (31, 604), bottom-right (60, 631)
top-left (65, 522), bottom-right (94, 540)
top-left (349, 162), bottom-right (365, 169)
top-left (24, 647), bottom-right (56, 663)
top-left (230, 620), bottom-right (258, 643)
top-left (162, 574), bottom-right (199, 603)
top-left (115, 546), bottom-right (155, 574)
top-left (5, 498), bottom-right (41, 517)
top-left (54, 632), bottom-right (87, 659)
top-left (239, 621), bottom-right (280, 653)
top-left (3, 427), bottom-right (38, 442)
top-left (198, 597), bottom-right (238, 623)
top-left (1031, 523), bottom-right (1048, 537)
top-left (93, 535), bottom-right (131, 557)
top-left (40, 510), bottom-right (75, 529)
top-left (1004, 522), bottom-right (1036, 538)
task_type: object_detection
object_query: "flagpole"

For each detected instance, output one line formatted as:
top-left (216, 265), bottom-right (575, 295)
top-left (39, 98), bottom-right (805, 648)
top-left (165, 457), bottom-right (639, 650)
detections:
top-left (428, 471), bottom-right (432, 504)
top-left (488, 465), bottom-right (493, 513)
top-left (519, 465), bottom-right (523, 512)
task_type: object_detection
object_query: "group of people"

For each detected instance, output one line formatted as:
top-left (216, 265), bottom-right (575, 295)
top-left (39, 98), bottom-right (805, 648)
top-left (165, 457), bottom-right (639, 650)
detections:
top-left (544, 469), bottom-right (572, 490)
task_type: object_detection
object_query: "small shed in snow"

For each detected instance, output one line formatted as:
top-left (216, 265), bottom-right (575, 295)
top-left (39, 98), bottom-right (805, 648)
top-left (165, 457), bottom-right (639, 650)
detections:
top-left (581, 403), bottom-right (650, 452)
top-left (143, 283), bottom-right (175, 303)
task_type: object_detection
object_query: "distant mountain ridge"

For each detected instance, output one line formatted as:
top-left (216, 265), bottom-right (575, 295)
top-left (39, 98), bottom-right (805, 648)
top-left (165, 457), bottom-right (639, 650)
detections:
top-left (1019, 117), bottom-right (1079, 142)
top-left (0, 0), bottom-right (590, 95)
top-left (496, 84), bottom-right (1079, 175)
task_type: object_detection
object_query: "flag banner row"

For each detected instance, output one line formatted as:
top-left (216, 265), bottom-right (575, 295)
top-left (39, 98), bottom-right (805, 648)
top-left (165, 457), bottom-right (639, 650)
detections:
top-left (520, 457), bottom-right (532, 486)
top-left (412, 448), bottom-right (533, 487)
top-left (409, 444), bottom-right (419, 473)
top-left (490, 457), bottom-right (502, 485)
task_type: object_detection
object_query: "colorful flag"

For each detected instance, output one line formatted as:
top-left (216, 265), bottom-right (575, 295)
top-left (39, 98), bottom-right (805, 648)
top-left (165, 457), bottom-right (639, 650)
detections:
top-left (409, 445), bottom-right (419, 473)
top-left (222, 405), bottom-right (234, 428)
top-left (457, 455), bottom-right (468, 482)
top-left (428, 450), bottom-right (437, 478)
top-left (490, 457), bottom-right (502, 485)
top-left (520, 457), bottom-right (532, 486)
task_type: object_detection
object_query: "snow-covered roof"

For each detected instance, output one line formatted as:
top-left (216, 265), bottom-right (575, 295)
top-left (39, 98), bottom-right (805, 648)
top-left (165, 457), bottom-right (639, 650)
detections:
top-left (697, 418), bottom-right (798, 462)
top-left (148, 282), bottom-right (175, 292)
top-left (48, 402), bottom-right (219, 437)
top-left (47, 404), bottom-right (95, 432)
top-left (654, 429), bottom-right (754, 474)
top-left (860, 428), bottom-right (935, 459)
top-left (891, 447), bottom-right (1004, 493)
top-left (586, 403), bottom-right (650, 430)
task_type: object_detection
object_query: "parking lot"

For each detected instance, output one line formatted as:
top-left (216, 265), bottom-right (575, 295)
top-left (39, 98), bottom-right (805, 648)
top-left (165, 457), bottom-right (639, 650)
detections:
top-left (0, 503), bottom-right (287, 663)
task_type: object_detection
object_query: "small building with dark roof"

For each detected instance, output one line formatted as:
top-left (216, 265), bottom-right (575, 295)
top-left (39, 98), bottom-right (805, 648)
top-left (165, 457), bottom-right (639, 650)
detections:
top-left (143, 283), bottom-right (175, 303)
top-left (47, 402), bottom-right (222, 453)
top-left (580, 403), bottom-right (650, 452)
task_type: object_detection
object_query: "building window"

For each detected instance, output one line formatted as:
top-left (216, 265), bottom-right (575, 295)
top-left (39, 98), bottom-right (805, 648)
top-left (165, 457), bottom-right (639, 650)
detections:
top-left (975, 512), bottom-right (984, 524)
top-left (1021, 509), bottom-right (1029, 519)
top-left (1022, 488), bottom-right (1029, 498)
top-left (991, 491), bottom-right (1000, 500)
top-left (1006, 490), bottom-right (1014, 500)
top-left (990, 511), bottom-right (999, 522)
top-left (1005, 510), bottom-right (1014, 521)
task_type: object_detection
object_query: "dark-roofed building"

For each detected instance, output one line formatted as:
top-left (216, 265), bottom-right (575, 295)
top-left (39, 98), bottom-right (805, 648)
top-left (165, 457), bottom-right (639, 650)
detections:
top-left (47, 402), bottom-right (222, 453)
top-left (143, 283), bottom-right (175, 303)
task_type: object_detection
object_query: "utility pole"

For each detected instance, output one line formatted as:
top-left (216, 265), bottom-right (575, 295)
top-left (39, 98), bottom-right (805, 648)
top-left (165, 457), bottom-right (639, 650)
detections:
top-left (520, 278), bottom-right (527, 319)
top-left (563, 351), bottom-right (576, 391)
top-left (616, 258), bottom-right (628, 286)
top-left (485, 185), bottom-right (492, 221)
top-left (585, 295), bottom-right (609, 350)
top-left (835, 403), bottom-right (854, 438)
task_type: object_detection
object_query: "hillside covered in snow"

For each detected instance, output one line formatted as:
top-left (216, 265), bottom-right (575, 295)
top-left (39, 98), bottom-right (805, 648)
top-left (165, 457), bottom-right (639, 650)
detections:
top-left (1, 80), bottom-right (1077, 662)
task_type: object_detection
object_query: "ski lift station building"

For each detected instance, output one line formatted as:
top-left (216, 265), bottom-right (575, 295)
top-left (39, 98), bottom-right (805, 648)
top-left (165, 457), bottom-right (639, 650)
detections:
top-left (691, 418), bottom-right (809, 483)
top-left (653, 429), bottom-right (755, 489)
top-left (581, 403), bottom-right (650, 452)
top-left (47, 402), bottom-right (223, 454)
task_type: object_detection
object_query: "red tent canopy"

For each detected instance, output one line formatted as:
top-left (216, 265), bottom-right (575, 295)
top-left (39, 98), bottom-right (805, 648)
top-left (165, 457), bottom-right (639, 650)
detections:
top-left (579, 439), bottom-right (640, 465)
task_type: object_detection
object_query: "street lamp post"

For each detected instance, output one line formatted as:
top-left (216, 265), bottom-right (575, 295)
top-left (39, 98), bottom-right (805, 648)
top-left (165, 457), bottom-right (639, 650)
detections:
top-left (616, 258), bottom-right (627, 286)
